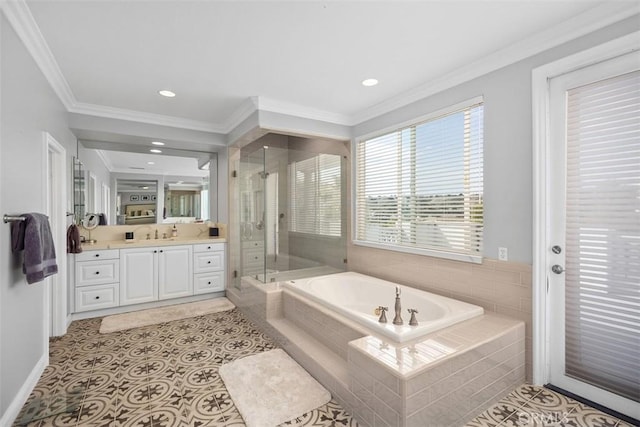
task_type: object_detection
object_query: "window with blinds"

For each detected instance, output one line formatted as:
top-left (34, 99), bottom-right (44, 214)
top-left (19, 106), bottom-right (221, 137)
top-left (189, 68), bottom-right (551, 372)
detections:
top-left (354, 100), bottom-right (484, 262)
top-left (289, 153), bottom-right (342, 237)
top-left (564, 70), bottom-right (640, 402)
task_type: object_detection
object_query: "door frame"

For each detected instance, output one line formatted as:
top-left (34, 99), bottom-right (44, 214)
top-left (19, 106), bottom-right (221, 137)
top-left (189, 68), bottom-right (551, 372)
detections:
top-left (531, 31), bottom-right (639, 385)
top-left (43, 132), bottom-right (68, 337)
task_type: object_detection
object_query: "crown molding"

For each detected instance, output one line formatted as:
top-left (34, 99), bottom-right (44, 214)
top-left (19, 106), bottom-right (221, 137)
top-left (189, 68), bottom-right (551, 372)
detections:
top-left (255, 96), bottom-right (352, 126)
top-left (69, 102), bottom-right (225, 134)
top-left (351, 1), bottom-right (640, 125)
top-left (94, 150), bottom-right (114, 172)
top-left (222, 97), bottom-right (260, 133)
top-left (1, 0), bottom-right (76, 109)
top-left (4, 0), bottom-right (638, 137)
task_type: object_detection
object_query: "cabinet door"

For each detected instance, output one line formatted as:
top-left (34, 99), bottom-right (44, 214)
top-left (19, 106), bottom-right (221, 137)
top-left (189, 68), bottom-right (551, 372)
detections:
top-left (158, 245), bottom-right (193, 300)
top-left (120, 248), bottom-right (157, 306)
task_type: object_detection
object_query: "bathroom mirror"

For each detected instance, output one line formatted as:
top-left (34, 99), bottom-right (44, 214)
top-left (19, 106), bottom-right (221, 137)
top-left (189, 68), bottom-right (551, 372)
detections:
top-left (115, 179), bottom-right (158, 225)
top-left (77, 144), bottom-right (213, 226)
top-left (164, 178), bottom-right (208, 223)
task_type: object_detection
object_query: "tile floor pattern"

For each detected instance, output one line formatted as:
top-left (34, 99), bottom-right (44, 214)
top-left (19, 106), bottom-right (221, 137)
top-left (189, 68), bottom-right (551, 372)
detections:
top-left (466, 384), bottom-right (636, 427)
top-left (14, 309), bottom-right (356, 427)
top-left (14, 308), bottom-right (635, 427)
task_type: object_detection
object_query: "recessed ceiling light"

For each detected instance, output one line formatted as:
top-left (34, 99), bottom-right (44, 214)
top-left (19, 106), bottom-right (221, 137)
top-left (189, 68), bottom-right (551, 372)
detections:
top-left (362, 78), bottom-right (379, 87)
top-left (147, 161), bottom-right (155, 165)
top-left (142, 186), bottom-right (149, 190)
top-left (151, 141), bottom-right (165, 146)
top-left (150, 149), bottom-right (162, 154)
top-left (158, 90), bottom-right (176, 97)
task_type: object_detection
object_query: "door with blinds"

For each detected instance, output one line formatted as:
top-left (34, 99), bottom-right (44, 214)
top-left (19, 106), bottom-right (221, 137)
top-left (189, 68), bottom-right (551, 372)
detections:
top-left (547, 50), bottom-right (639, 419)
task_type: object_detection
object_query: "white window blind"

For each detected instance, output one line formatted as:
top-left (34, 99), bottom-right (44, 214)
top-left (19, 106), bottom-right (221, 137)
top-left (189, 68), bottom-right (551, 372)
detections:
top-left (355, 101), bottom-right (484, 262)
top-left (289, 154), bottom-right (342, 237)
top-left (564, 70), bottom-right (640, 402)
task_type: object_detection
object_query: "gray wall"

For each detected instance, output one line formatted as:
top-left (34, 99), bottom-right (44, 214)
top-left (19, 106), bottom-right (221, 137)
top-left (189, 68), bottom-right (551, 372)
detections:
top-left (352, 15), bottom-right (639, 264)
top-left (0, 14), bottom-right (77, 420)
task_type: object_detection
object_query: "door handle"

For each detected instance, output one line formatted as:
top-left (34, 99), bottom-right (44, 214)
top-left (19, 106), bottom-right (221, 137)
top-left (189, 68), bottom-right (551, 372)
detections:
top-left (551, 265), bottom-right (564, 274)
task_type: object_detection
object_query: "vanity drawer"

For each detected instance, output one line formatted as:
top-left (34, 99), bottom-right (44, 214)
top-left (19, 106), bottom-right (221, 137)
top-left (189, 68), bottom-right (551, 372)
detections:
top-left (76, 249), bottom-right (120, 261)
top-left (75, 284), bottom-right (118, 312)
top-left (76, 259), bottom-right (119, 286)
top-left (194, 272), bottom-right (225, 294)
top-left (194, 251), bottom-right (224, 273)
top-left (193, 242), bottom-right (225, 253)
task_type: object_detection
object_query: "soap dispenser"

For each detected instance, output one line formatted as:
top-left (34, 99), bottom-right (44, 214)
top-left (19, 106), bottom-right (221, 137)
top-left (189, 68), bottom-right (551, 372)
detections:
top-left (171, 224), bottom-right (178, 238)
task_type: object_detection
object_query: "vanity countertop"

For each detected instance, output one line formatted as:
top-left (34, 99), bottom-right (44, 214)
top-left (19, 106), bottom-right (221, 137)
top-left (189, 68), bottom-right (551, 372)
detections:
top-left (81, 237), bottom-right (226, 251)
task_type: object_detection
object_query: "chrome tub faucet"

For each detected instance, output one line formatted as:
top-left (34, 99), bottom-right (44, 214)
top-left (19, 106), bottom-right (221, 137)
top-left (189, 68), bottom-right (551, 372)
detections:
top-left (393, 286), bottom-right (403, 325)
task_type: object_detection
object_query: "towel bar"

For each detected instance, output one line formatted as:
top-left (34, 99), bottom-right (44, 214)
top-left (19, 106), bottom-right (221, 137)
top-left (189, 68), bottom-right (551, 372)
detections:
top-left (3, 215), bottom-right (26, 223)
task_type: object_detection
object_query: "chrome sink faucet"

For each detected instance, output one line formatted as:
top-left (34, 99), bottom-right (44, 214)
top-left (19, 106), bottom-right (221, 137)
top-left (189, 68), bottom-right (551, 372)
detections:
top-left (393, 286), bottom-right (403, 325)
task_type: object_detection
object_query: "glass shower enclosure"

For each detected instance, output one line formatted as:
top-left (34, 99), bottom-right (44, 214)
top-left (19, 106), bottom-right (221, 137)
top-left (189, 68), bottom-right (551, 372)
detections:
top-left (237, 140), bottom-right (347, 283)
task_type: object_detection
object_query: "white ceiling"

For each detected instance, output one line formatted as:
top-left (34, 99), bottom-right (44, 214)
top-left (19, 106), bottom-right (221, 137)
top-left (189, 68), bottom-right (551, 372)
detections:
top-left (24, 0), bottom-right (623, 130)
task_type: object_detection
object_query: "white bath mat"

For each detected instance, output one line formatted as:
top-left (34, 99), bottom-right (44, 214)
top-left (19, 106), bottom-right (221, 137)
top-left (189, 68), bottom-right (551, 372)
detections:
top-left (219, 349), bottom-right (331, 427)
top-left (99, 297), bottom-right (235, 333)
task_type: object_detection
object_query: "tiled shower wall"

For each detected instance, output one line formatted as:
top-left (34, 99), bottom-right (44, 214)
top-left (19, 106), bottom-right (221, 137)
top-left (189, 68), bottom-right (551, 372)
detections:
top-left (347, 244), bottom-right (533, 380)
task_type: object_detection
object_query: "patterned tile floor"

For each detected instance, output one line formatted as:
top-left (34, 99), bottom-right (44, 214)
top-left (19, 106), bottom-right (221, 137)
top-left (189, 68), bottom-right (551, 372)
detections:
top-left (13, 308), bottom-right (636, 427)
top-left (466, 385), bottom-right (635, 427)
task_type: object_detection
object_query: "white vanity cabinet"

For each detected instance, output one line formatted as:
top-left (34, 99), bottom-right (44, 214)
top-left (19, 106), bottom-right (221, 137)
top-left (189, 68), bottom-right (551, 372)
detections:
top-left (74, 249), bottom-right (120, 312)
top-left (193, 243), bottom-right (225, 294)
top-left (74, 241), bottom-right (225, 314)
top-left (119, 245), bottom-right (193, 306)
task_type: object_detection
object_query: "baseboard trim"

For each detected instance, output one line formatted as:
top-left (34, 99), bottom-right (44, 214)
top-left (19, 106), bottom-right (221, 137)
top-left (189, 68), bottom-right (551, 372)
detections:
top-left (0, 352), bottom-right (48, 427)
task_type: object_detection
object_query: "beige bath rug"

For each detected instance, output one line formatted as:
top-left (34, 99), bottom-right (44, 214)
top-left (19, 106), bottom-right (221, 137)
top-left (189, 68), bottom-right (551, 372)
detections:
top-left (219, 349), bottom-right (331, 427)
top-left (99, 297), bottom-right (235, 333)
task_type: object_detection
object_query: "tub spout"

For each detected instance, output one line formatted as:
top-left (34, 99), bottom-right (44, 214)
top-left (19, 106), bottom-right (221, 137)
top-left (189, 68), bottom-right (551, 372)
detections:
top-left (377, 306), bottom-right (388, 323)
top-left (393, 286), bottom-right (403, 325)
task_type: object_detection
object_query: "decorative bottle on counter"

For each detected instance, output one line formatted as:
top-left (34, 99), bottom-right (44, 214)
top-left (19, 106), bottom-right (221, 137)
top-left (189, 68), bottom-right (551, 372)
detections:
top-left (171, 224), bottom-right (178, 237)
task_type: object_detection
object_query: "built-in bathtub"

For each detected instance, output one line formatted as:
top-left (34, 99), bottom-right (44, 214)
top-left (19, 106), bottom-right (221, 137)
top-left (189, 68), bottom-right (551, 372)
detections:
top-left (283, 271), bottom-right (484, 343)
top-left (229, 272), bottom-right (525, 427)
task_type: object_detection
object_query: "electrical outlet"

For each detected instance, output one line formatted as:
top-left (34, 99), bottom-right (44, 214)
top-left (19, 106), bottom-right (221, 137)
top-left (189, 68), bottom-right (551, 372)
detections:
top-left (498, 247), bottom-right (508, 261)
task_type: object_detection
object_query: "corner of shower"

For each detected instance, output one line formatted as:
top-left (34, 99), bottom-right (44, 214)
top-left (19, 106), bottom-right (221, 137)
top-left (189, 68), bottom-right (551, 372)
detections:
top-left (231, 135), bottom-right (347, 287)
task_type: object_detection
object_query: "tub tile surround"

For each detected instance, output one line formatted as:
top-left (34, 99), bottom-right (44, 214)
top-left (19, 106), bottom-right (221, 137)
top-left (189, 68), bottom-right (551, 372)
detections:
top-left (348, 316), bottom-right (525, 426)
top-left (228, 276), bottom-right (526, 427)
top-left (348, 247), bottom-right (534, 379)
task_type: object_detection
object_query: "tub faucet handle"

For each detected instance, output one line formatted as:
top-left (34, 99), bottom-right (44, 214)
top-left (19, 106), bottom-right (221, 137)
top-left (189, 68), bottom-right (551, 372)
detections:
top-left (408, 309), bottom-right (419, 326)
top-left (377, 306), bottom-right (388, 323)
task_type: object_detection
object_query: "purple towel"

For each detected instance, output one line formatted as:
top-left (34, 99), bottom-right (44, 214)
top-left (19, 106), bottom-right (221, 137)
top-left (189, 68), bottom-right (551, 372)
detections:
top-left (11, 213), bottom-right (58, 284)
top-left (67, 223), bottom-right (83, 254)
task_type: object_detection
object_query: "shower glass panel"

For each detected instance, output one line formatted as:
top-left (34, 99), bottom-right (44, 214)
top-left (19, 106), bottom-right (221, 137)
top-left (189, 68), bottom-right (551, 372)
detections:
top-left (239, 148), bottom-right (267, 280)
top-left (238, 142), bottom-right (346, 283)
